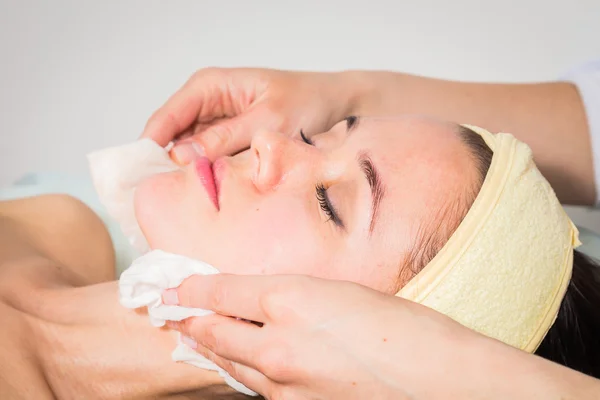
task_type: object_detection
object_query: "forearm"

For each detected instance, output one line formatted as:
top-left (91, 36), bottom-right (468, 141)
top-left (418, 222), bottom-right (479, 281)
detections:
top-left (460, 335), bottom-right (600, 400)
top-left (35, 281), bottom-right (246, 399)
top-left (0, 196), bottom-right (247, 398)
top-left (341, 71), bottom-right (594, 205)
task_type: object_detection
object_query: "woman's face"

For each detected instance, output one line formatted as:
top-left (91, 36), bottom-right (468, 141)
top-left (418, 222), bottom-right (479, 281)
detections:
top-left (135, 116), bottom-right (478, 294)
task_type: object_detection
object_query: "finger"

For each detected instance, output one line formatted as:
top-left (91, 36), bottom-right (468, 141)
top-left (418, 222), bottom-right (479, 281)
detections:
top-left (171, 314), bottom-right (299, 384)
top-left (164, 274), bottom-right (268, 322)
top-left (175, 314), bottom-right (265, 367)
top-left (170, 140), bottom-right (205, 166)
top-left (190, 107), bottom-right (271, 160)
top-left (194, 342), bottom-right (272, 397)
top-left (163, 274), bottom-right (301, 323)
top-left (141, 71), bottom-right (227, 146)
top-left (174, 127), bottom-right (195, 142)
top-left (178, 121), bottom-right (214, 140)
top-left (168, 122), bottom-right (215, 164)
top-left (142, 94), bottom-right (200, 147)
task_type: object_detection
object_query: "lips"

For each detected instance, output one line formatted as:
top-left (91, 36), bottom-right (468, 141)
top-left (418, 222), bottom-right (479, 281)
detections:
top-left (194, 157), bottom-right (220, 210)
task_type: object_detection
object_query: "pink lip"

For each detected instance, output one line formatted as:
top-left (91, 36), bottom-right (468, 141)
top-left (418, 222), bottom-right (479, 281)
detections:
top-left (212, 158), bottom-right (225, 201)
top-left (195, 157), bottom-right (220, 210)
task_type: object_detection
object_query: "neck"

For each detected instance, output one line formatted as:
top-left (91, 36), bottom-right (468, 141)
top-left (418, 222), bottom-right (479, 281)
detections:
top-left (34, 282), bottom-right (232, 399)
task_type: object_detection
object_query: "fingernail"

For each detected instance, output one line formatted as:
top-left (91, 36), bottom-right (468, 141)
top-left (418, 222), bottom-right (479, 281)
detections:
top-left (181, 335), bottom-right (198, 349)
top-left (171, 142), bottom-right (205, 165)
top-left (166, 320), bottom-right (177, 329)
top-left (162, 289), bottom-right (179, 305)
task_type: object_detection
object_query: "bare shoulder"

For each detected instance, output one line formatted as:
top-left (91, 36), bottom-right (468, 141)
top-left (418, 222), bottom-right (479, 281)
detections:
top-left (0, 193), bottom-right (109, 242)
top-left (0, 194), bottom-right (116, 286)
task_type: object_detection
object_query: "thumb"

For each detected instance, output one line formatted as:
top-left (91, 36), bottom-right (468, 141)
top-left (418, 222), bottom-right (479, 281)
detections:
top-left (193, 108), bottom-right (273, 160)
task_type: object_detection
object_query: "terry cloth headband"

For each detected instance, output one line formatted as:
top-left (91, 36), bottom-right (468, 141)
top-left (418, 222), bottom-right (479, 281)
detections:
top-left (397, 125), bottom-right (581, 352)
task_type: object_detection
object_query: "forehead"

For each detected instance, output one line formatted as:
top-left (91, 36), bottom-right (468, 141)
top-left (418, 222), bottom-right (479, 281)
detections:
top-left (353, 117), bottom-right (474, 188)
top-left (338, 116), bottom-right (478, 273)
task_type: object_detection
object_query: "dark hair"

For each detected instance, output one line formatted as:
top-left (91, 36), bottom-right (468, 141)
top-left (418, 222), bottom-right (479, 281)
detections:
top-left (536, 250), bottom-right (600, 378)
top-left (453, 126), bottom-right (600, 379)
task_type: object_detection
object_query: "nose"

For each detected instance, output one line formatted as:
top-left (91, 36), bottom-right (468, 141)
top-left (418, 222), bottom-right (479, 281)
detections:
top-left (250, 130), bottom-right (306, 191)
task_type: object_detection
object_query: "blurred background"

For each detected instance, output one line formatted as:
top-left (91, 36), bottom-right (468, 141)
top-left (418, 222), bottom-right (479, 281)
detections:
top-left (1, 0), bottom-right (600, 229)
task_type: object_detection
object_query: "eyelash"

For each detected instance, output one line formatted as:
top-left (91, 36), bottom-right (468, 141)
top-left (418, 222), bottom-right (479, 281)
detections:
top-left (300, 129), bottom-right (313, 145)
top-left (346, 115), bottom-right (357, 129)
top-left (316, 184), bottom-right (342, 227)
top-left (300, 129), bottom-right (343, 228)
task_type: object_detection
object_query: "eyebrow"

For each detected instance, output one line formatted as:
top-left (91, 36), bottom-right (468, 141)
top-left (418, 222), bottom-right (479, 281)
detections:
top-left (357, 151), bottom-right (385, 234)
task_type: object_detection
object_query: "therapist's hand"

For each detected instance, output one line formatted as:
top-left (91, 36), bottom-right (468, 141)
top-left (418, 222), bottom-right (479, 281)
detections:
top-left (141, 68), bottom-right (355, 162)
top-left (162, 274), bottom-right (494, 400)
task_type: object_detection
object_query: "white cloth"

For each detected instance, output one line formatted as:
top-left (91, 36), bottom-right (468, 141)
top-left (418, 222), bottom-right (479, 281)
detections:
top-left (87, 140), bottom-right (257, 396)
top-left (87, 139), bottom-right (180, 253)
top-left (119, 250), bottom-right (257, 397)
top-left (562, 58), bottom-right (600, 206)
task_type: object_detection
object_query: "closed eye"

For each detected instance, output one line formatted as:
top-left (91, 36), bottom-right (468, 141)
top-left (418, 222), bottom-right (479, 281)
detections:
top-left (316, 184), bottom-right (344, 229)
top-left (299, 130), bottom-right (344, 229)
top-left (300, 129), bottom-right (313, 146)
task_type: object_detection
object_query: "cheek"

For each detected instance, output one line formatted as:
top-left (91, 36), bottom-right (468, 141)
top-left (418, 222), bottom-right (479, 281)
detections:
top-left (134, 172), bottom-right (181, 243)
top-left (215, 198), bottom-right (328, 276)
top-left (134, 171), bottom-right (207, 252)
top-left (247, 205), bottom-right (297, 243)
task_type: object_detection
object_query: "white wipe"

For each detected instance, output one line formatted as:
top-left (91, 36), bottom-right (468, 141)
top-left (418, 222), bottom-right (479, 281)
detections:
top-left (120, 250), bottom-right (257, 397)
top-left (88, 140), bottom-right (257, 397)
top-left (87, 139), bottom-right (179, 254)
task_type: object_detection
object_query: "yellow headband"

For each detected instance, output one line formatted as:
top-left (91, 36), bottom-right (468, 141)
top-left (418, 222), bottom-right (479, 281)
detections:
top-left (397, 125), bottom-right (581, 352)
